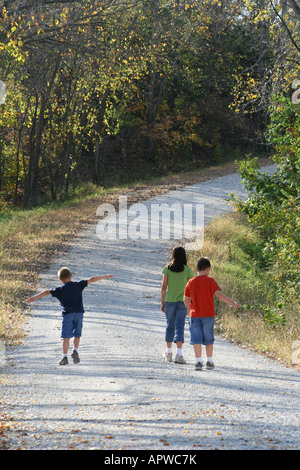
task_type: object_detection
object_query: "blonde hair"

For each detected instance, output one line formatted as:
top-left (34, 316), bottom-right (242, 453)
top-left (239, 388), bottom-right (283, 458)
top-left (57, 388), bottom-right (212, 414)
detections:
top-left (58, 267), bottom-right (72, 281)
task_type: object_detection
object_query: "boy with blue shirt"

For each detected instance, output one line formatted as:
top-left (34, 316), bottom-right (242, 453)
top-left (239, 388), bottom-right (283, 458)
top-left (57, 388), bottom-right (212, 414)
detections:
top-left (26, 267), bottom-right (114, 365)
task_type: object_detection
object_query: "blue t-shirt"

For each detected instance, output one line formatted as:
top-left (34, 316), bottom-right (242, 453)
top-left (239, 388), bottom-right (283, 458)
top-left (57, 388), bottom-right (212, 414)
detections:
top-left (50, 280), bottom-right (88, 315)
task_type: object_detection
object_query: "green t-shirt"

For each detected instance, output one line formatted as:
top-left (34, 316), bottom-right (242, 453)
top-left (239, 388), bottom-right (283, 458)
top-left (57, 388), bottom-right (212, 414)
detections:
top-left (162, 265), bottom-right (194, 302)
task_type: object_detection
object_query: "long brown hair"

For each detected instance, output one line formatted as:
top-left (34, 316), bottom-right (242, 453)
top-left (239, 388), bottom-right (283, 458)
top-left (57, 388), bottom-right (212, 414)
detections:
top-left (168, 246), bottom-right (187, 272)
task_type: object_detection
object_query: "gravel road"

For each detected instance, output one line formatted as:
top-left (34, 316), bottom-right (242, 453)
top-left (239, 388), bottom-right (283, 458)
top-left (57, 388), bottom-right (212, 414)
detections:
top-left (1, 165), bottom-right (299, 451)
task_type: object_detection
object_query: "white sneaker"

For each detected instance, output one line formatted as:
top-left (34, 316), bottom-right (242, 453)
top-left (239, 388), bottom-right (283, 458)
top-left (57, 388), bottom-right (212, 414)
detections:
top-left (174, 354), bottom-right (187, 364)
top-left (163, 352), bottom-right (173, 362)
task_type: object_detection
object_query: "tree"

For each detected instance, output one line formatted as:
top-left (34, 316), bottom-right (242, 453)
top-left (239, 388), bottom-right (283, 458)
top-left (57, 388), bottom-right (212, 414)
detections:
top-left (230, 95), bottom-right (300, 299)
top-left (228, 0), bottom-right (300, 300)
top-left (0, 0), bottom-right (279, 207)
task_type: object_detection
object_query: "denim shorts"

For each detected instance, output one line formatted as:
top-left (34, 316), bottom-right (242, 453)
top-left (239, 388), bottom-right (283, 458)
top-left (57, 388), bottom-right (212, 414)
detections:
top-left (189, 316), bottom-right (215, 345)
top-left (61, 312), bottom-right (83, 339)
top-left (164, 301), bottom-right (187, 343)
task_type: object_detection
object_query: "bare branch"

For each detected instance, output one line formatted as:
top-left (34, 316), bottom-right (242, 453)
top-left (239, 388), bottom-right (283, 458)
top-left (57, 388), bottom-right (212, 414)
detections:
top-left (269, 0), bottom-right (300, 53)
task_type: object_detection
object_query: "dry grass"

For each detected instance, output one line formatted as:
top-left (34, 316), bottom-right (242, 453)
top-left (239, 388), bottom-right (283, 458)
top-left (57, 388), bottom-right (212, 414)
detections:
top-left (219, 307), bottom-right (300, 367)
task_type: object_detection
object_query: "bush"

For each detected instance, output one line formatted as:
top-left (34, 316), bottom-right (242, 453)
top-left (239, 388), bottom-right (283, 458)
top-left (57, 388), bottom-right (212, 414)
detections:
top-left (228, 95), bottom-right (300, 299)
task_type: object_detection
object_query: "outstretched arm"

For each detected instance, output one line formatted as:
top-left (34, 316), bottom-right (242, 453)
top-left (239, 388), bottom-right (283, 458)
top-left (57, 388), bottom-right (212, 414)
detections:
top-left (215, 290), bottom-right (240, 308)
top-left (26, 290), bottom-right (51, 303)
top-left (87, 274), bottom-right (115, 284)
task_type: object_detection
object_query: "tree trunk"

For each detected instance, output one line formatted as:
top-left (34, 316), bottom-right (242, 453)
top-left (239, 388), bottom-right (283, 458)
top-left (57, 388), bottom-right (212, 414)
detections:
top-left (147, 0), bottom-right (159, 127)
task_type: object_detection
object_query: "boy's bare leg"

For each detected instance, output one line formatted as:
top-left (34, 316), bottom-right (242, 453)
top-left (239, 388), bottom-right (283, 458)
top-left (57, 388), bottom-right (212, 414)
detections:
top-left (193, 344), bottom-right (202, 359)
top-left (194, 344), bottom-right (213, 358)
top-left (62, 338), bottom-right (70, 355)
top-left (73, 337), bottom-right (80, 350)
top-left (205, 344), bottom-right (213, 358)
top-left (62, 337), bottom-right (80, 353)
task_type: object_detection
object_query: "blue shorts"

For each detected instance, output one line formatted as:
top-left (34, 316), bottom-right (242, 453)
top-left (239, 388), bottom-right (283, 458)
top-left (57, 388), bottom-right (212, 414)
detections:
top-left (61, 312), bottom-right (83, 339)
top-left (189, 317), bottom-right (215, 345)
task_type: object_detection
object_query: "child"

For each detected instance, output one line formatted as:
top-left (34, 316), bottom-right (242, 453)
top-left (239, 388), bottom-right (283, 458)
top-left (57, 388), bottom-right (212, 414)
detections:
top-left (184, 257), bottom-right (239, 370)
top-left (26, 267), bottom-right (114, 365)
top-left (161, 246), bottom-right (194, 364)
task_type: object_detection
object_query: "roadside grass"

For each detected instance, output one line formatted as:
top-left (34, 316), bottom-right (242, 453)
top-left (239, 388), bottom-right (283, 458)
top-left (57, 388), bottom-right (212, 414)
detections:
top-left (187, 212), bottom-right (300, 368)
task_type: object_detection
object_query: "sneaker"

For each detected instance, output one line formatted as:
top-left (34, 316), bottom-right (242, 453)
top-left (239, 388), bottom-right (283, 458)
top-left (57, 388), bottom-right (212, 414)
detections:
top-left (174, 354), bottom-right (187, 364)
top-left (163, 352), bottom-right (173, 362)
top-left (195, 361), bottom-right (203, 371)
top-left (71, 350), bottom-right (80, 364)
top-left (59, 356), bottom-right (68, 365)
top-left (206, 361), bottom-right (214, 370)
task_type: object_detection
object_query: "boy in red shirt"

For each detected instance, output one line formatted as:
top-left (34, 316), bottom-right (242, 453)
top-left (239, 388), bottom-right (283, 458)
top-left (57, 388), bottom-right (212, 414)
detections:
top-left (184, 257), bottom-right (239, 370)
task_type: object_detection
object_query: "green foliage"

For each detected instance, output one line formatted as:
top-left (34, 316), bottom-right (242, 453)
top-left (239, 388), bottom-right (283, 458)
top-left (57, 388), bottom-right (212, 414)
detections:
top-left (242, 302), bottom-right (287, 327)
top-left (229, 95), bottom-right (300, 300)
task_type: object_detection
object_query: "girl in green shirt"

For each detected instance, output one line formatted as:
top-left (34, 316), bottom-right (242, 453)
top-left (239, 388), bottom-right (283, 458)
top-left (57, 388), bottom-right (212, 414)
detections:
top-left (161, 246), bottom-right (194, 363)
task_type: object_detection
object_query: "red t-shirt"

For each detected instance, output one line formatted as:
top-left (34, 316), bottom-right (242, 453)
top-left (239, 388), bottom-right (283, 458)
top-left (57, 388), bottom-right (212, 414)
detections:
top-left (184, 275), bottom-right (220, 317)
